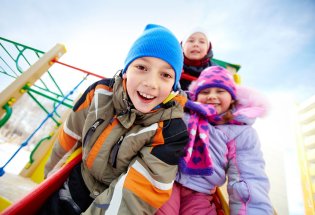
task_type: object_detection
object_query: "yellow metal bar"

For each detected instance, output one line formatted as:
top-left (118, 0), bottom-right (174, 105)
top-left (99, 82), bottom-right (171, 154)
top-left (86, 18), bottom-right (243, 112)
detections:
top-left (0, 196), bottom-right (11, 212)
top-left (0, 44), bottom-right (66, 117)
top-left (216, 187), bottom-right (229, 215)
top-left (297, 140), bottom-right (315, 214)
top-left (296, 99), bottom-right (315, 215)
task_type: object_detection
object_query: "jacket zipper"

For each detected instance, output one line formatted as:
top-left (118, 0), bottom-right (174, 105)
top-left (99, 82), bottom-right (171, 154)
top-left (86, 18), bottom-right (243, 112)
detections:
top-left (83, 119), bottom-right (104, 147)
top-left (110, 135), bottom-right (124, 168)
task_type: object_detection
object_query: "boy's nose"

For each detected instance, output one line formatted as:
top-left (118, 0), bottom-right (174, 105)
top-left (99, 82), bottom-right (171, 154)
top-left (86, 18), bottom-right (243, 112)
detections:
top-left (143, 75), bottom-right (157, 89)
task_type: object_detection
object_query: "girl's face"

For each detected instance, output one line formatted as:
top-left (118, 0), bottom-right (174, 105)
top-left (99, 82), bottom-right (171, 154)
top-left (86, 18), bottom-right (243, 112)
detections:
top-left (197, 87), bottom-right (234, 114)
top-left (183, 32), bottom-right (209, 60)
top-left (123, 57), bottom-right (175, 113)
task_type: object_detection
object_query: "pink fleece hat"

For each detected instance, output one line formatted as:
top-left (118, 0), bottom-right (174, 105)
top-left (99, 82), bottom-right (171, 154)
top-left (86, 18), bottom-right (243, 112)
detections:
top-left (189, 66), bottom-right (237, 100)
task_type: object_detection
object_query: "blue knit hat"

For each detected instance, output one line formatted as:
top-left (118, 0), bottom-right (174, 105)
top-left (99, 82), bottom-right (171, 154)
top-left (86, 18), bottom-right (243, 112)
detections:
top-left (123, 24), bottom-right (183, 91)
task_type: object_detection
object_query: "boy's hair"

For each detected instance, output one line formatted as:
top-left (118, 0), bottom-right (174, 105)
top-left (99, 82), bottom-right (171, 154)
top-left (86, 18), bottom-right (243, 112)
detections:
top-left (123, 24), bottom-right (183, 91)
top-left (188, 66), bottom-right (237, 101)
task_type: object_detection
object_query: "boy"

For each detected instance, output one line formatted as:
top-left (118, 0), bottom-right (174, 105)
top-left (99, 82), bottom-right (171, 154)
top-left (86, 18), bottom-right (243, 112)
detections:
top-left (40, 24), bottom-right (188, 215)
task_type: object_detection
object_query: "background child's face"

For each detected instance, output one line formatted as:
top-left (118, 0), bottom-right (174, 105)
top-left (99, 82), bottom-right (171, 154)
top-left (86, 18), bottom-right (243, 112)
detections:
top-left (123, 57), bottom-right (175, 113)
top-left (197, 87), bottom-right (233, 114)
top-left (183, 32), bottom-right (209, 60)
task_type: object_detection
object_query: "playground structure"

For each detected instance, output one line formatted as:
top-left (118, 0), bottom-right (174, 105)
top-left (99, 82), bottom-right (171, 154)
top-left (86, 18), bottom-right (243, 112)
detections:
top-left (0, 37), bottom-right (103, 212)
top-left (0, 37), bottom-right (243, 213)
top-left (296, 95), bottom-right (315, 215)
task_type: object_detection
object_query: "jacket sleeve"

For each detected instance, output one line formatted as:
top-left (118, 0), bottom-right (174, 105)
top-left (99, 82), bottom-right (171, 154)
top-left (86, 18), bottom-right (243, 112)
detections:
top-left (227, 126), bottom-right (273, 215)
top-left (83, 118), bottom-right (188, 215)
top-left (44, 80), bottom-right (100, 177)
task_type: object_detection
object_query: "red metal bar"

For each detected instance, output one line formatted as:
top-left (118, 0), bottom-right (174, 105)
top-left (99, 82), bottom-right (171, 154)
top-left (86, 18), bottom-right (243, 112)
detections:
top-left (51, 59), bottom-right (105, 79)
top-left (181, 73), bottom-right (197, 82)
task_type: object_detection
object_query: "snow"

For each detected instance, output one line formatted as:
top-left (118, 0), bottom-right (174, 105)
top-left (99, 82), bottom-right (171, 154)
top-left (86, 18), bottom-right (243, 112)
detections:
top-left (0, 142), bottom-right (31, 175)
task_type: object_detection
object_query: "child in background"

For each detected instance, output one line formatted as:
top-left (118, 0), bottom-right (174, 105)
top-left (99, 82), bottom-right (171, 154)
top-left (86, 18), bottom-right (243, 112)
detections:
top-left (180, 28), bottom-right (216, 91)
top-left (39, 24), bottom-right (189, 215)
top-left (157, 66), bottom-right (273, 215)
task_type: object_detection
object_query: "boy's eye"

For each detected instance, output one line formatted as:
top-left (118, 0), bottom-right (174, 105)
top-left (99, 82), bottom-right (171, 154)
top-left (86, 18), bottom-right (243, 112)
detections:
top-left (161, 72), bottom-right (172, 79)
top-left (135, 65), bottom-right (147, 71)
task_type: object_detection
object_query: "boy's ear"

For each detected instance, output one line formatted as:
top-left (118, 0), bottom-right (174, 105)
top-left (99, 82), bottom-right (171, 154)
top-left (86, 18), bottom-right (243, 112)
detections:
top-left (122, 73), bottom-right (127, 79)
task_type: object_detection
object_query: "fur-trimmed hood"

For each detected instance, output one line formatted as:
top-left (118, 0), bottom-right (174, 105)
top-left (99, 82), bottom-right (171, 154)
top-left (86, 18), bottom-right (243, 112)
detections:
top-left (233, 86), bottom-right (269, 124)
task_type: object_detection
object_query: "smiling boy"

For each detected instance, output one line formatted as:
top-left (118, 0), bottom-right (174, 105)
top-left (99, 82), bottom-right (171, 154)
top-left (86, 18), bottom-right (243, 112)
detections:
top-left (40, 24), bottom-right (188, 215)
top-left (124, 57), bottom-right (176, 113)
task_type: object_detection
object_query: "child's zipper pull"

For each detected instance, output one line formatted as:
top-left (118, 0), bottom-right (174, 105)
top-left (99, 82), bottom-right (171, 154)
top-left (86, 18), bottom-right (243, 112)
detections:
top-left (110, 136), bottom-right (124, 168)
top-left (91, 120), bottom-right (101, 131)
top-left (83, 119), bottom-right (104, 146)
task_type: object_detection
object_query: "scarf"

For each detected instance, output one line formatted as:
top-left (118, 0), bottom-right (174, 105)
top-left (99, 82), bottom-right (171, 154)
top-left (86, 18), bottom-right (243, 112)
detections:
top-left (182, 48), bottom-right (214, 77)
top-left (179, 100), bottom-right (242, 176)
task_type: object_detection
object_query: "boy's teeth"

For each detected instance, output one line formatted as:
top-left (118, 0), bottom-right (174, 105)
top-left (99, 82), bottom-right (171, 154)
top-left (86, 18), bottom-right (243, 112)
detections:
top-left (139, 92), bottom-right (154, 99)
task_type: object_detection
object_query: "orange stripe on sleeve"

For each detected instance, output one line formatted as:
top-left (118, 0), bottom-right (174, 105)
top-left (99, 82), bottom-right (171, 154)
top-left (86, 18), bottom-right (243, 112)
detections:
top-left (58, 129), bottom-right (77, 152)
top-left (76, 89), bottom-right (95, 112)
top-left (124, 167), bottom-right (172, 209)
top-left (151, 121), bottom-right (164, 147)
top-left (86, 119), bottom-right (118, 169)
top-left (95, 84), bottom-right (112, 92)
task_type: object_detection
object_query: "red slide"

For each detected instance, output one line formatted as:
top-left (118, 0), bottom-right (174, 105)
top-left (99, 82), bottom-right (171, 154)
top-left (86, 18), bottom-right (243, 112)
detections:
top-left (1, 152), bottom-right (82, 215)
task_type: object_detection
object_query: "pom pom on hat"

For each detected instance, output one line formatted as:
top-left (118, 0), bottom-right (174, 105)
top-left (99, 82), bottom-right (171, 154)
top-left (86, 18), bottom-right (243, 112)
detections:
top-left (189, 66), bottom-right (237, 100)
top-left (123, 24), bottom-right (183, 91)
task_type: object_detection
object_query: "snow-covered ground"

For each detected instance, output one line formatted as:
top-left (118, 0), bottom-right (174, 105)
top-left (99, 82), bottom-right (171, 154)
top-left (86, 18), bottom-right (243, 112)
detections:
top-left (0, 142), bottom-right (31, 175)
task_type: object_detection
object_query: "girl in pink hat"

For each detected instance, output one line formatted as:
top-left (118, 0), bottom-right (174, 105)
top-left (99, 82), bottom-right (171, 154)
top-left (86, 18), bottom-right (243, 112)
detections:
top-left (157, 66), bottom-right (273, 215)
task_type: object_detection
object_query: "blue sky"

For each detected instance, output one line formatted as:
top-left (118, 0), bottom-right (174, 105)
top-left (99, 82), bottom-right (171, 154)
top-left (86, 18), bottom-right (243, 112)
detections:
top-left (1, 0), bottom-right (315, 102)
top-left (1, 1), bottom-right (315, 214)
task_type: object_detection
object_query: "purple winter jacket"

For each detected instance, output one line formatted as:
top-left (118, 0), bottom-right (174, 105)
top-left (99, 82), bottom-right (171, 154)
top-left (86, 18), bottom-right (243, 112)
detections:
top-left (176, 86), bottom-right (273, 215)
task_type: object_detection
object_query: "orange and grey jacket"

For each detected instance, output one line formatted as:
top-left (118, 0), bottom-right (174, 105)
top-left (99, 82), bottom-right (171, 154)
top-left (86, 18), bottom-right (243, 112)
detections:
top-left (45, 75), bottom-right (188, 214)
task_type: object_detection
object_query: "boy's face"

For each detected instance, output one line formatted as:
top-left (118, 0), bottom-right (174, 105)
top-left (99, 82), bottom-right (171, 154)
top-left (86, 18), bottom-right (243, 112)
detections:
top-left (183, 32), bottom-right (209, 60)
top-left (197, 87), bottom-right (234, 114)
top-left (123, 57), bottom-right (175, 113)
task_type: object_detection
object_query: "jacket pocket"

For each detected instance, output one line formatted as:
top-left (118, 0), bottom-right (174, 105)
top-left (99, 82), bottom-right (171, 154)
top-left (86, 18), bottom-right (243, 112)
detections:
top-left (232, 180), bottom-right (250, 203)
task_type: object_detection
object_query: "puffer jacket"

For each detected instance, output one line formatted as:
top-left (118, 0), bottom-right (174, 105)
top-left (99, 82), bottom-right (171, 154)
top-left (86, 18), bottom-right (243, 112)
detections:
top-left (45, 75), bottom-right (189, 215)
top-left (176, 86), bottom-right (273, 215)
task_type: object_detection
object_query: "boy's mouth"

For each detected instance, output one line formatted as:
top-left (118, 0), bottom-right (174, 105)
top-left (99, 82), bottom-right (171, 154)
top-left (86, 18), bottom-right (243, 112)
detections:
top-left (138, 91), bottom-right (156, 101)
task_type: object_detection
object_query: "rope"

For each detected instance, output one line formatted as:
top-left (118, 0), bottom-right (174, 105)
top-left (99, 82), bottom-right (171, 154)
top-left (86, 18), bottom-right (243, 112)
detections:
top-left (26, 91), bottom-right (61, 125)
top-left (51, 59), bottom-right (105, 79)
top-left (0, 74), bottom-right (88, 177)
